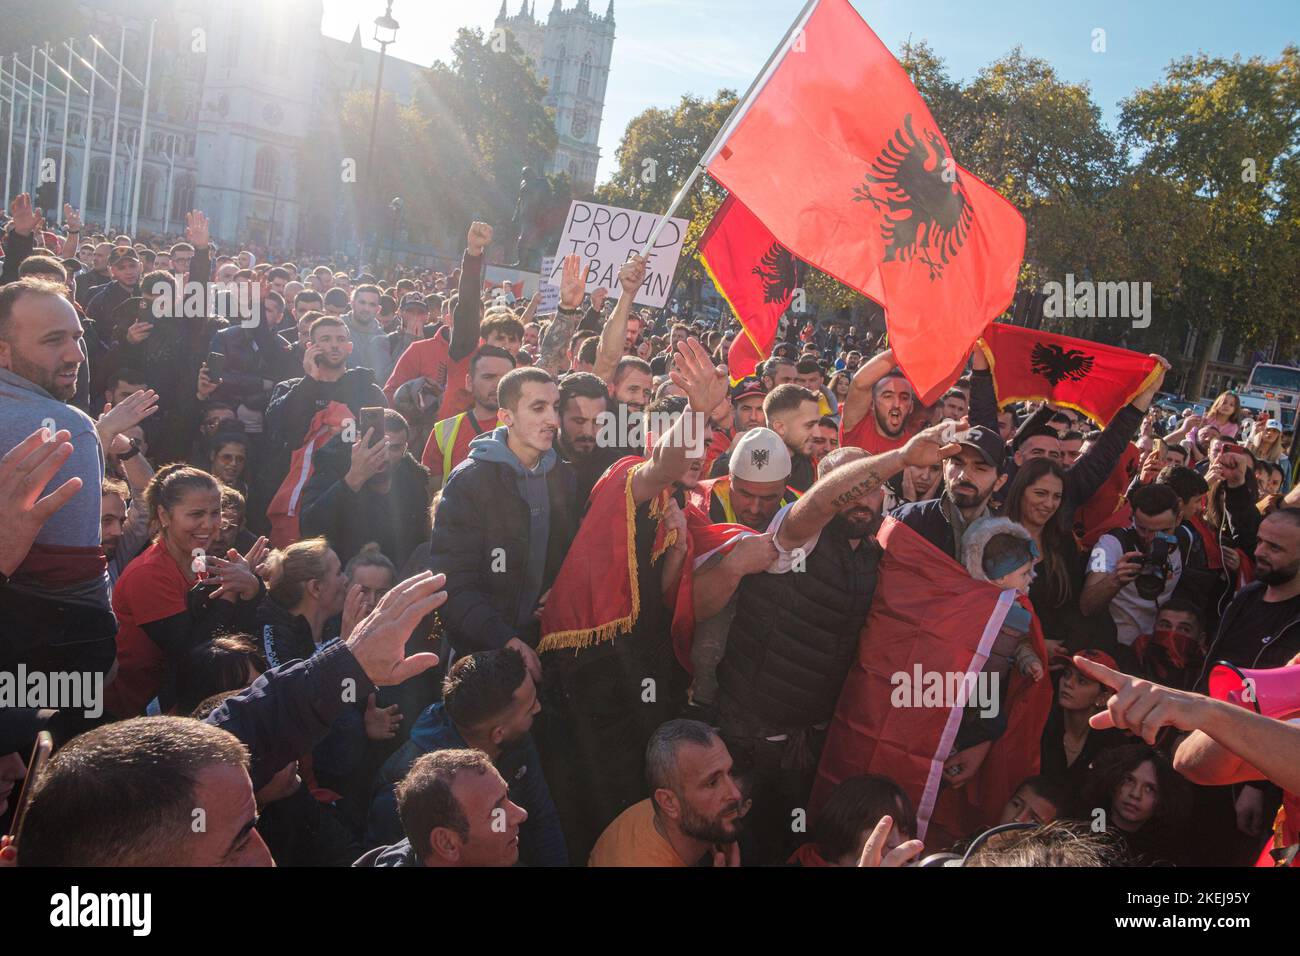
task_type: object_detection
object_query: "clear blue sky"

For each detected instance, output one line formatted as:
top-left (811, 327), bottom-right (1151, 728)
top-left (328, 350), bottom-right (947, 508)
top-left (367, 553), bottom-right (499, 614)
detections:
top-left (322, 0), bottom-right (1298, 185)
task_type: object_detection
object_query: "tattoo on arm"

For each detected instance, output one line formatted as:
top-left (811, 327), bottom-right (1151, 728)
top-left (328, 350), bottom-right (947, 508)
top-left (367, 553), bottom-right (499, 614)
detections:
top-left (538, 313), bottom-right (578, 375)
top-left (827, 470), bottom-right (884, 510)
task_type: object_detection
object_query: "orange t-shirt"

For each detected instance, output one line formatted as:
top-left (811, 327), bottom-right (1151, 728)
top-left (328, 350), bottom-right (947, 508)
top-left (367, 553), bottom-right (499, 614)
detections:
top-left (840, 408), bottom-right (911, 454)
top-left (588, 799), bottom-right (688, 867)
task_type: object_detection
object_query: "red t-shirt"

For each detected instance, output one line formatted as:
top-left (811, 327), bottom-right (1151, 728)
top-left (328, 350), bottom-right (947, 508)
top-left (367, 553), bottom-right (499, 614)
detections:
top-left (840, 409), bottom-right (912, 454)
top-left (105, 541), bottom-right (191, 717)
top-left (422, 411), bottom-right (499, 482)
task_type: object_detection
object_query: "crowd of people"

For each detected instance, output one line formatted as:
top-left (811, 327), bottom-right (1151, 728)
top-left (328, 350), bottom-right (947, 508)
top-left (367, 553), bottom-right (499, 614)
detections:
top-left (2, 189), bottom-right (1299, 870)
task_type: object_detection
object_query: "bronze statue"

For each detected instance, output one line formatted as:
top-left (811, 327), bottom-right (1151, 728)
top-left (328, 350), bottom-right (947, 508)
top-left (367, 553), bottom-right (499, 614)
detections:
top-left (509, 166), bottom-right (548, 270)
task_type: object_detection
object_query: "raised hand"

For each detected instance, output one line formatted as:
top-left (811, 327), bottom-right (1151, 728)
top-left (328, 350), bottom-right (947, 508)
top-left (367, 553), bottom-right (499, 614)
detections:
top-left (559, 254), bottom-right (585, 310)
top-left (467, 221), bottom-right (493, 256)
top-left (0, 428), bottom-right (82, 577)
top-left (185, 210), bottom-right (210, 249)
top-left (857, 815), bottom-right (924, 867)
top-left (901, 417), bottom-right (967, 467)
top-left (344, 429), bottom-right (388, 492)
top-left (8, 193), bottom-right (41, 236)
top-left (96, 390), bottom-right (159, 449)
top-left (617, 255), bottom-right (647, 297)
top-left (345, 570), bottom-right (447, 686)
top-left (669, 337), bottom-right (727, 415)
top-left (63, 204), bottom-right (81, 233)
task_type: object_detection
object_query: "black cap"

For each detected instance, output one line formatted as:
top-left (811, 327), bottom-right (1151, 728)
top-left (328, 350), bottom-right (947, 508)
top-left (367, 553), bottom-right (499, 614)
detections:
top-left (400, 293), bottom-right (429, 312)
top-left (958, 425), bottom-right (1006, 470)
top-left (61, 257), bottom-right (84, 275)
top-left (108, 246), bottom-right (140, 266)
top-left (730, 376), bottom-right (767, 402)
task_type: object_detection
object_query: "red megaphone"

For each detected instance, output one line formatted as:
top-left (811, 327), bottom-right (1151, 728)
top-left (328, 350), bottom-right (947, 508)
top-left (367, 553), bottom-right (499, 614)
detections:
top-left (1207, 661), bottom-right (1300, 719)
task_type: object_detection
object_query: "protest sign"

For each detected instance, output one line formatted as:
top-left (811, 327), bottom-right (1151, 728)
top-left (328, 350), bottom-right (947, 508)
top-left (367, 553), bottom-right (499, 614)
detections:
top-left (550, 200), bottom-right (688, 308)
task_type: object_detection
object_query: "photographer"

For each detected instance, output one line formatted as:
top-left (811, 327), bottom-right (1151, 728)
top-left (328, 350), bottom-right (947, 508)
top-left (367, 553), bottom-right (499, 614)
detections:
top-left (1081, 482), bottom-right (1183, 653)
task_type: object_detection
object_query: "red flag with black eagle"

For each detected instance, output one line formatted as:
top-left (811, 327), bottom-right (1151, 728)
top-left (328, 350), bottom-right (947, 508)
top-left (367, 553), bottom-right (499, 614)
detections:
top-left (704, 0), bottom-right (1025, 405)
top-left (697, 195), bottom-right (802, 383)
top-left (978, 322), bottom-right (1162, 426)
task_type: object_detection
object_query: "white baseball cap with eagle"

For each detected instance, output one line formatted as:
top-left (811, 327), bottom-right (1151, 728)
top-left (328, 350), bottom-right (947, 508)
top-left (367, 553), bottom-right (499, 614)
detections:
top-left (729, 427), bottom-right (792, 482)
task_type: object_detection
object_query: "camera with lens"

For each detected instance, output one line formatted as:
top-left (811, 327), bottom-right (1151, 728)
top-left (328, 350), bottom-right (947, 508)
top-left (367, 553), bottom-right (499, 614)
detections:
top-left (1134, 531), bottom-right (1177, 601)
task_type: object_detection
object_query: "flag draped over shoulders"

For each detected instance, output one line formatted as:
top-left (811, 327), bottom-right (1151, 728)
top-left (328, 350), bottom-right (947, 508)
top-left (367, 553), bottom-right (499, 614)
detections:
top-left (812, 517), bottom-right (1052, 847)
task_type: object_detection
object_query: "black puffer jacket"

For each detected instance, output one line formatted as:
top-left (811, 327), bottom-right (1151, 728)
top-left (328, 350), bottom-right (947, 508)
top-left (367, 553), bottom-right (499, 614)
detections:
top-left (718, 517), bottom-right (880, 730)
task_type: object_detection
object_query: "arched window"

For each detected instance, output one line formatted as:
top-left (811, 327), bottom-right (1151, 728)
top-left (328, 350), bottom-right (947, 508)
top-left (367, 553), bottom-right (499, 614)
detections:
top-left (171, 175), bottom-right (195, 221)
top-left (578, 52), bottom-right (592, 95)
top-left (140, 170), bottom-right (160, 220)
top-left (254, 146), bottom-right (277, 192)
top-left (87, 159), bottom-right (109, 208)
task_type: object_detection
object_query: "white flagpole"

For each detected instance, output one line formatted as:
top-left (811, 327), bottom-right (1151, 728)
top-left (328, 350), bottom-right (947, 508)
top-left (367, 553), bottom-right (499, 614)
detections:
top-left (161, 137), bottom-right (175, 234)
top-left (56, 43), bottom-right (73, 221)
top-left (21, 47), bottom-right (35, 197)
top-left (130, 19), bottom-right (155, 235)
top-left (77, 41), bottom-right (98, 219)
top-left (103, 30), bottom-right (125, 234)
top-left (2, 57), bottom-right (11, 206)
top-left (638, 0), bottom-right (820, 257)
top-left (38, 44), bottom-right (50, 211)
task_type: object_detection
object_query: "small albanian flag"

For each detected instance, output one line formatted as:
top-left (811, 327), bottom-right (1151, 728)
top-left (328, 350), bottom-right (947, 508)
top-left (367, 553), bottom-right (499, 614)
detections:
top-left (978, 322), bottom-right (1161, 426)
top-left (698, 195), bottom-right (802, 382)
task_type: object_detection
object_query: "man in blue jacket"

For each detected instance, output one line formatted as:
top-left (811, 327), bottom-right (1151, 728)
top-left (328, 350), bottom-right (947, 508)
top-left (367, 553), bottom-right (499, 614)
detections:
top-left (365, 646), bottom-right (567, 865)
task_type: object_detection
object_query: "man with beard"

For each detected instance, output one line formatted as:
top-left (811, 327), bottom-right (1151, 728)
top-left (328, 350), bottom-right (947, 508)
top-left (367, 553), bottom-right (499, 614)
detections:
top-left (609, 356), bottom-right (653, 415)
top-left (892, 423), bottom-right (1004, 560)
top-left (265, 316), bottom-right (389, 459)
top-left (839, 348), bottom-right (915, 454)
top-left (536, 339), bottom-right (728, 860)
top-left (706, 422), bottom-right (963, 862)
top-left (763, 384), bottom-right (820, 493)
top-left (0, 278), bottom-right (150, 676)
top-left (422, 345), bottom-right (516, 490)
top-left (590, 719), bottom-right (745, 866)
top-left (556, 371), bottom-right (618, 508)
top-left (299, 408), bottom-right (431, 568)
top-left (1198, 508), bottom-right (1300, 673)
top-left (810, 416), bottom-right (839, 463)
top-left (85, 246), bottom-right (141, 341)
top-left (365, 647), bottom-right (567, 865)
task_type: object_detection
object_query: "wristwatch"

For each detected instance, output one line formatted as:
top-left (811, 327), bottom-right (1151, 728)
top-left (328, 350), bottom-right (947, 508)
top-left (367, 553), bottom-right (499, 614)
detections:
top-left (118, 438), bottom-right (141, 461)
top-left (557, 305), bottom-right (583, 317)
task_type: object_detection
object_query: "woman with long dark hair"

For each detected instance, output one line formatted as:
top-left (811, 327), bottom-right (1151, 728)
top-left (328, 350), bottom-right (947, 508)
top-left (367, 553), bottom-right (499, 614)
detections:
top-left (1003, 457), bottom-right (1118, 663)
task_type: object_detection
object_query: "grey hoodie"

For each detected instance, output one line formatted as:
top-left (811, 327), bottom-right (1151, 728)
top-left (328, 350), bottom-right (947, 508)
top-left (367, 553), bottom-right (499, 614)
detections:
top-left (467, 426), bottom-right (556, 630)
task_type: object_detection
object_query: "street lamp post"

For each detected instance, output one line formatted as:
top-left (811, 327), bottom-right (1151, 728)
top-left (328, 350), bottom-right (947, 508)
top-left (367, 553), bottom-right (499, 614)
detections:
top-left (387, 196), bottom-right (404, 273)
top-left (361, 1), bottom-right (399, 267)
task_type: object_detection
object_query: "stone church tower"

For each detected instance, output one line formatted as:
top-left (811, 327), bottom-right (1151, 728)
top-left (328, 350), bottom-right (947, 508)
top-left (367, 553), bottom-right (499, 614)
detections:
top-left (495, 0), bottom-right (615, 190)
top-left (193, 0), bottom-right (322, 249)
